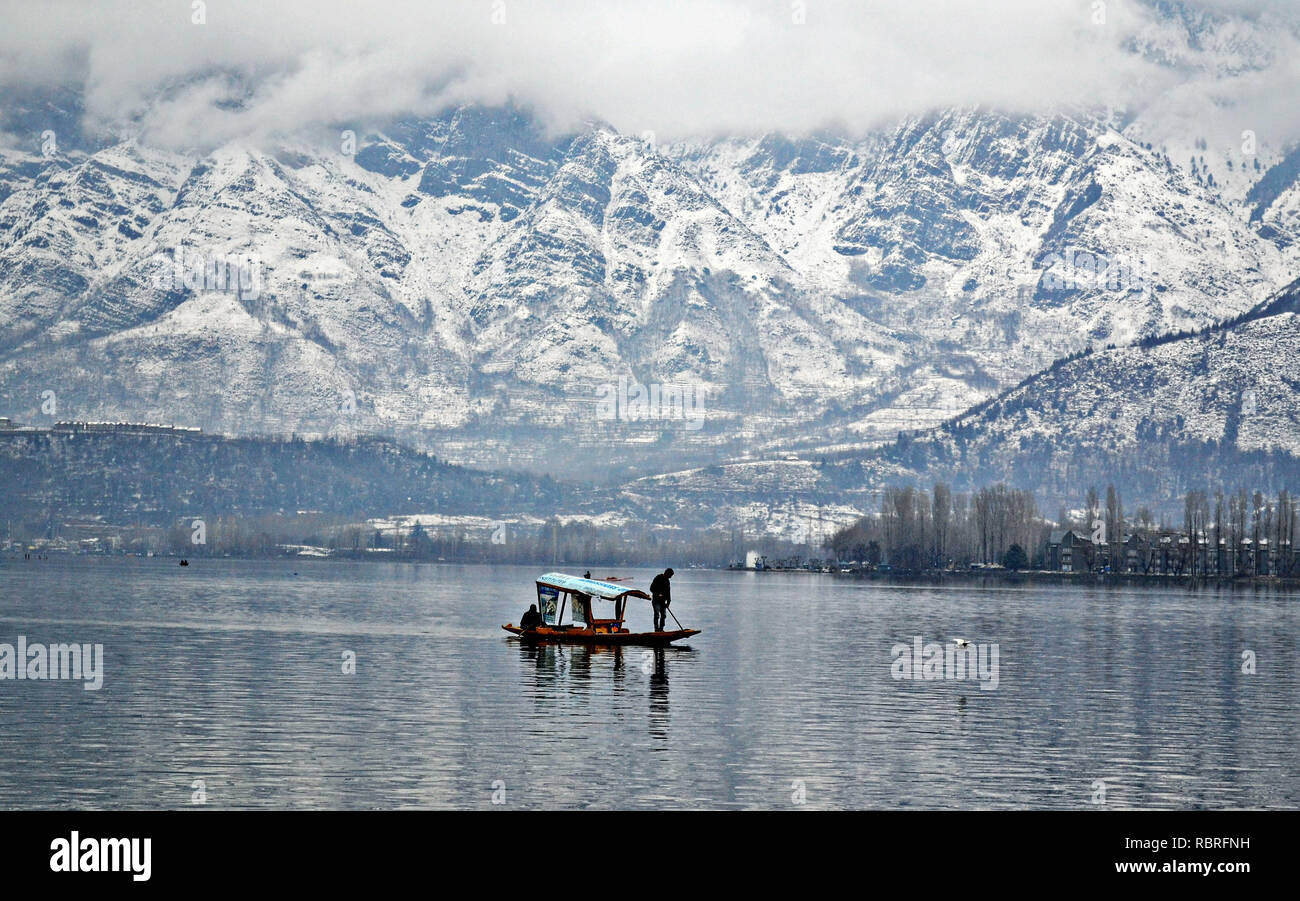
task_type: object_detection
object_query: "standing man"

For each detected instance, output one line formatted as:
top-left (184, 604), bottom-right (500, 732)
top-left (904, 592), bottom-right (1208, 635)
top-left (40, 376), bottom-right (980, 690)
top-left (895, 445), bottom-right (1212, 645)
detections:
top-left (649, 567), bottom-right (674, 632)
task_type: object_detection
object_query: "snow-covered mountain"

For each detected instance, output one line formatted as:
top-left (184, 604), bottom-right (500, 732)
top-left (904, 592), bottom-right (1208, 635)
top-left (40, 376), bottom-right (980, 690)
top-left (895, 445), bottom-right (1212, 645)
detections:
top-left (2, 3), bottom-right (1300, 486)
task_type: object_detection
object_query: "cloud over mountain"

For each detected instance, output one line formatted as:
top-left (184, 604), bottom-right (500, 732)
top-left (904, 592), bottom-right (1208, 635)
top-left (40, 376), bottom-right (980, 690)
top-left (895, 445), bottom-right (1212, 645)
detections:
top-left (3, 0), bottom-right (1299, 149)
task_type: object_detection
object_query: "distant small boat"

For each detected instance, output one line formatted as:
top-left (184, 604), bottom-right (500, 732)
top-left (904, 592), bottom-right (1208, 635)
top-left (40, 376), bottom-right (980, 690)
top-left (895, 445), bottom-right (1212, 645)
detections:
top-left (503, 572), bottom-right (700, 647)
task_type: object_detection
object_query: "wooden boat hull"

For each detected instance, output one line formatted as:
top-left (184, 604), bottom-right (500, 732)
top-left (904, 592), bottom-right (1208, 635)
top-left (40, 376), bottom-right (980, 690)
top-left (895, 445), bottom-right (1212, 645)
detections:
top-left (503, 624), bottom-right (700, 646)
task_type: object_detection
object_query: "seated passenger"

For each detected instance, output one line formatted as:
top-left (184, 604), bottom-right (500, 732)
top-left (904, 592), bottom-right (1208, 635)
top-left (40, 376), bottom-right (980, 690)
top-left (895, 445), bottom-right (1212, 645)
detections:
top-left (520, 604), bottom-right (543, 630)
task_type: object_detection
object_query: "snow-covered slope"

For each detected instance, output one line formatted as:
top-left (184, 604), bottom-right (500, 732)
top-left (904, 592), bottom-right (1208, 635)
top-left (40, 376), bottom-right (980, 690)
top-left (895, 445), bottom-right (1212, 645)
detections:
top-left (806, 278), bottom-right (1300, 510)
top-left (672, 109), bottom-right (1295, 378)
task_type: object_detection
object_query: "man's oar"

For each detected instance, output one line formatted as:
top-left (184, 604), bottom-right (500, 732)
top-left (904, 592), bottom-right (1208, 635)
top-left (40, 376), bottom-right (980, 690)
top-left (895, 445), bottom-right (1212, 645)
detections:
top-left (666, 605), bottom-right (686, 631)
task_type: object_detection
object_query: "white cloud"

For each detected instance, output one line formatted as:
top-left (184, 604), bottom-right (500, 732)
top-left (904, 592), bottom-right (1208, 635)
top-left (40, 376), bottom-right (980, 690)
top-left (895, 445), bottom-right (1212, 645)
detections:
top-left (1, 0), bottom-right (1298, 149)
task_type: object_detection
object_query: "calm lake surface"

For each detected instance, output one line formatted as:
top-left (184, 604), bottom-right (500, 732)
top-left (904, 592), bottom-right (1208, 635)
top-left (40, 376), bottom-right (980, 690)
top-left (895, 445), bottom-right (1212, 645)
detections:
top-left (0, 557), bottom-right (1295, 809)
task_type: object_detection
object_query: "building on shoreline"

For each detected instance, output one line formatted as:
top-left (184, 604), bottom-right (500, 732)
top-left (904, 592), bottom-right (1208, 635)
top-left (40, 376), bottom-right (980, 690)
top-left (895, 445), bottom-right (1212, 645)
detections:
top-left (1046, 529), bottom-right (1298, 576)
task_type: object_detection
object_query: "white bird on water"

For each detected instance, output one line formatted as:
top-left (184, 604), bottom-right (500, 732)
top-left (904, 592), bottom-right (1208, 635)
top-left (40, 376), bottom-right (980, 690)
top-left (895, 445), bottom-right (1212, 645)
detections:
top-left (952, 638), bottom-right (973, 648)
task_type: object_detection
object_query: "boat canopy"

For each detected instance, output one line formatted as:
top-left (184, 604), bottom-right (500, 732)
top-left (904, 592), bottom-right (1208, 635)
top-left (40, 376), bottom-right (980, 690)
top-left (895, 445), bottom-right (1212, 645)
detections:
top-left (536, 572), bottom-right (651, 601)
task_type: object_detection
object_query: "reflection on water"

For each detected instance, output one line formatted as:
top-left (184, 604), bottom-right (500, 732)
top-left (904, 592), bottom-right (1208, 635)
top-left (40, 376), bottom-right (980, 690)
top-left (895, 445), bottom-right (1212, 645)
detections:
top-left (516, 642), bottom-right (684, 750)
top-left (649, 647), bottom-right (670, 742)
top-left (0, 557), bottom-right (1295, 809)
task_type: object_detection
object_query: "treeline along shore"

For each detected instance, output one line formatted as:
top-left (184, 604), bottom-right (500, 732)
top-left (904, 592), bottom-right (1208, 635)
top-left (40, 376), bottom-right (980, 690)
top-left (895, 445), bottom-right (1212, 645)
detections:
top-left (5, 421), bottom-right (1300, 581)
top-left (826, 482), bottom-right (1300, 581)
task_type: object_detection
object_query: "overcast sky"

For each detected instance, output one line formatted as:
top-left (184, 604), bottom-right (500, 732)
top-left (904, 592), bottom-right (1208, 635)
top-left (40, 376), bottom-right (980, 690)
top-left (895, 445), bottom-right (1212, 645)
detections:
top-left (1, 0), bottom-right (1298, 150)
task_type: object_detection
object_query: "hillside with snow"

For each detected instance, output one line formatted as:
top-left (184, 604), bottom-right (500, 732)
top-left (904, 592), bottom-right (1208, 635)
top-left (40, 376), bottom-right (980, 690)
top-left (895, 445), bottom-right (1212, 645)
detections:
top-left (804, 278), bottom-right (1300, 510)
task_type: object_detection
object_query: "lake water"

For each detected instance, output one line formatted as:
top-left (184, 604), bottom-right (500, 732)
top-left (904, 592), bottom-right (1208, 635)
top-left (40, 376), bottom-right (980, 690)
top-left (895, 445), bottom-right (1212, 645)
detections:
top-left (0, 557), bottom-right (1295, 809)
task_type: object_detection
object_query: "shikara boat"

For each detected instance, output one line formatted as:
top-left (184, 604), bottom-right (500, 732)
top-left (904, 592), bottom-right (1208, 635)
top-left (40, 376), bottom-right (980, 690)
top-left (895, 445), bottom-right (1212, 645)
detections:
top-left (503, 572), bottom-right (700, 646)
